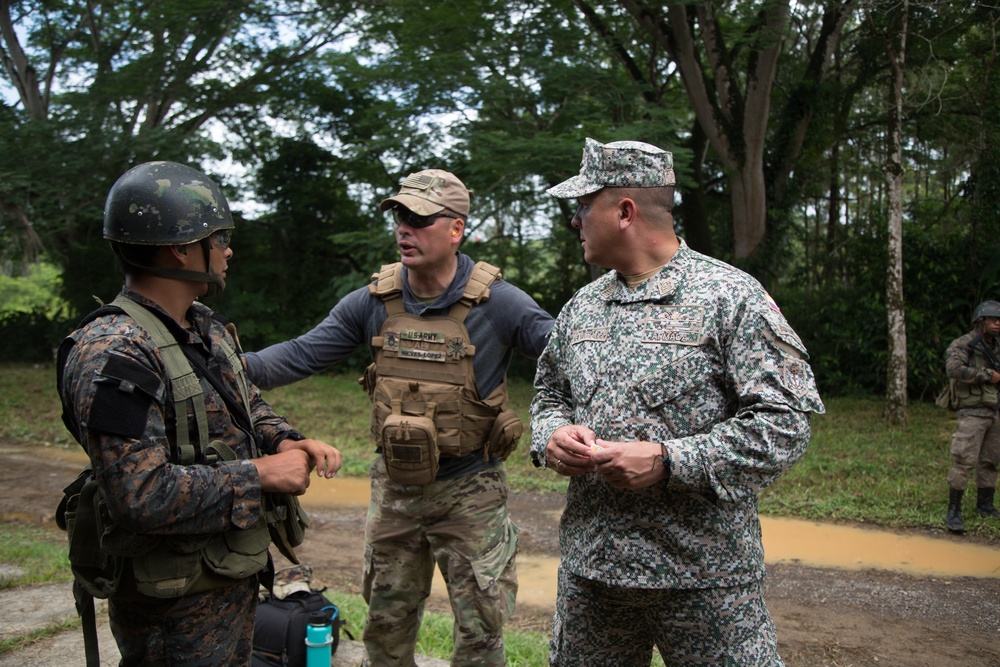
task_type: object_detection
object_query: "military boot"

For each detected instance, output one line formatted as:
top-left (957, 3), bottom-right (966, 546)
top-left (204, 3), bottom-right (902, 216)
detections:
top-left (946, 488), bottom-right (965, 533)
top-left (975, 487), bottom-right (1000, 518)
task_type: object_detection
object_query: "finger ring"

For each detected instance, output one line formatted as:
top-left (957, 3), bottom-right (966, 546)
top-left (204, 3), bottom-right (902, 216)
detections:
top-left (554, 458), bottom-right (563, 468)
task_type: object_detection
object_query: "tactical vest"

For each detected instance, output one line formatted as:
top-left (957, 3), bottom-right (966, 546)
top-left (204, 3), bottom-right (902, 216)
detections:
top-left (954, 343), bottom-right (1000, 410)
top-left (56, 296), bottom-right (273, 603)
top-left (361, 261), bottom-right (524, 484)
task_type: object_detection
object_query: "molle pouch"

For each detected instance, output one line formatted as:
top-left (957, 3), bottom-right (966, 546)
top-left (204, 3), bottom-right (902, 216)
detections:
top-left (203, 522), bottom-right (271, 580)
top-left (485, 408), bottom-right (524, 461)
top-left (59, 469), bottom-right (125, 600)
top-left (132, 535), bottom-right (210, 598)
top-left (360, 362), bottom-right (377, 397)
top-left (265, 492), bottom-right (311, 565)
top-left (382, 400), bottom-right (439, 485)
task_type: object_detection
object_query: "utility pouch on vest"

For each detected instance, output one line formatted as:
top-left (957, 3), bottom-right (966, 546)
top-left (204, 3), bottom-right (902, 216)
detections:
top-left (132, 539), bottom-right (208, 598)
top-left (264, 491), bottom-right (310, 565)
top-left (58, 468), bottom-right (125, 600)
top-left (936, 380), bottom-right (960, 411)
top-left (382, 399), bottom-right (440, 485)
top-left (204, 439), bottom-right (280, 571)
top-left (486, 407), bottom-right (524, 461)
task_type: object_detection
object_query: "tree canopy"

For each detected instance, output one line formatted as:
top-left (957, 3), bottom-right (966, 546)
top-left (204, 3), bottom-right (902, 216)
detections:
top-left (3, 0), bottom-right (1000, 399)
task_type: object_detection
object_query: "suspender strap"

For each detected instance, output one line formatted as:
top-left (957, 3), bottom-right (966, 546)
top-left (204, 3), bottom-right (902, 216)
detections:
top-left (112, 296), bottom-right (205, 465)
top-left (369, 261), bottom-right (502, 321)
top-left (72, 581), bottom-right (101, 667)
top-left (450, 261), bottom-right (501, 323)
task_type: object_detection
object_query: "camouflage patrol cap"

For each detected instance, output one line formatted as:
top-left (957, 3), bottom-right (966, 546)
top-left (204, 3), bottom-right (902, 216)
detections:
top-left (378, 169), bottom-right (471, 218)
top-left (547, 138), bottom-right (676, 198)
top-left (973, 300), bottom-right (1000, 323)
top-left (104, 161), bottom-right (234, 246)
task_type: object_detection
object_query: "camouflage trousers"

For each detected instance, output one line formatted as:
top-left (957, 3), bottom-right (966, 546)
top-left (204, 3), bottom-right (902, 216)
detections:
top-left (361, 457), bottom-right (518, 667)
top-left (550, 567), bottom-right (783, 667)
top-left (949, 411), bottom-right (1000, 490)
top-left (108, 577), bottom-right (257, 666)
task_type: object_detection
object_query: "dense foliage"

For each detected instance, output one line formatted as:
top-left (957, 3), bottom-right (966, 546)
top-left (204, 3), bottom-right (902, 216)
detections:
top-left (3, 1), bottom-right (1000, 399)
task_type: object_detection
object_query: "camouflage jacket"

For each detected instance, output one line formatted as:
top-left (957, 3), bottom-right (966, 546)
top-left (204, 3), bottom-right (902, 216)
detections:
top-left (530, 240), bottom-right (825, 589)
top-left (945, 329), bottom-right (999, 412)
top-left (59, 288), bottom-right (303, 536)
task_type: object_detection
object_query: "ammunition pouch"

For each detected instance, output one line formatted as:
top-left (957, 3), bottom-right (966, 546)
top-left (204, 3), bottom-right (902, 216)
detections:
top-left (57, 467), bottom-right (130, 600)
top-left (381, 400), bottom-right (440, 485)
top-left (264, 491), bottom-right (310, 564)
top-left (946, 378), bottom-right (998, 410)
top-left (57, 442), bottom-right (273, 601)
top-left (485, 407), bottom-right (523, 461)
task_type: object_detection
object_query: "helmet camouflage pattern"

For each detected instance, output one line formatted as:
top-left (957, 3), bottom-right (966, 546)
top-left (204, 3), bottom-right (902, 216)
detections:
top-left (973, 300), bottom-right (1000, 323)
top-left (104, 161), bottom-right (234, 246)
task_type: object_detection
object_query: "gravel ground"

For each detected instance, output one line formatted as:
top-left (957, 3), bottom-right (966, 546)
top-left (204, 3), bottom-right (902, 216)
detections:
top-left (2, 445), bottom-right (999, 667)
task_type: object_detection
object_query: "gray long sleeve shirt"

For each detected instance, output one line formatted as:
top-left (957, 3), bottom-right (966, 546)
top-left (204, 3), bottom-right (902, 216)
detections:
top-left (246, 253), bottom-right (554, 478)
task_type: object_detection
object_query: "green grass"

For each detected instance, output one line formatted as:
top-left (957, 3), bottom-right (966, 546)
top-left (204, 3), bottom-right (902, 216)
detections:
top-left (325, 589), bottom-right (556, 665)
top-left (0, 524), bottom-right (73, 588)
top-left (0, 524), bottom-right (78, 655)
top-left (760, 397), bottom-right (1000, 541)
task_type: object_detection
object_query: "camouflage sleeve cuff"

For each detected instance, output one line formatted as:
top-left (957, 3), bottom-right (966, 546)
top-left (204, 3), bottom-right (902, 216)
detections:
top-left (661, 440), bottom-right (692, 490)
top-left (262, 428), bottom-right (305, 455)
top-left (225, 459), bottom-right (262, 529)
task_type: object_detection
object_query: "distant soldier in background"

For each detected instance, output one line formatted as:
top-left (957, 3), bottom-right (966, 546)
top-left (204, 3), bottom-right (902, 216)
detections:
top-left (944, 300), bottom-right (1000, 533)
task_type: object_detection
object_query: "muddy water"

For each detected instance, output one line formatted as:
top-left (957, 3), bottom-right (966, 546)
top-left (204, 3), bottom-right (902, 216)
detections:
top-left (301, 475), bottom-right (1000, 607)
top-left (28, 447), bottom-right (999, 606)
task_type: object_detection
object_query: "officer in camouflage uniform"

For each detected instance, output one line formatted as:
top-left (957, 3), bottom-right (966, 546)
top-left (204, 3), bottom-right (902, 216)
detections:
top-left (530, 139), bottom-right (824, 666)
top-left (245, 169), bottom-right (553, 666)
top-left (943, 300), bottom-right (1000, 533)
top-left (58, 161), bottom-right (341, 666)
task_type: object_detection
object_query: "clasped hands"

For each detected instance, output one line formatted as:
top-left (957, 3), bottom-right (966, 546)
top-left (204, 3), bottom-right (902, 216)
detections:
top-left (255, 438), bottom-right (342, 495)
top-left (546, 424), bottom-right (667, 490)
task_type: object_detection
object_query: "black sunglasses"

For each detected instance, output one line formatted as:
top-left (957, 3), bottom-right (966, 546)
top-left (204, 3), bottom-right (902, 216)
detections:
top-left (391, 207), bottom-right (455, 229)
top-left (210, 228), bottom-right (232, 249)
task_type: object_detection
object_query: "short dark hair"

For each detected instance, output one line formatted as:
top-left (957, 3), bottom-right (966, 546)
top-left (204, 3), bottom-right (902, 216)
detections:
top-left (619, 186), bottom-right (675, 215)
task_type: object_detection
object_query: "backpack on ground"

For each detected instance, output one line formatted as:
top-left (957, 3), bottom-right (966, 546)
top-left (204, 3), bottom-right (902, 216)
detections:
top-left (251, 589), bottom-right (346, 666)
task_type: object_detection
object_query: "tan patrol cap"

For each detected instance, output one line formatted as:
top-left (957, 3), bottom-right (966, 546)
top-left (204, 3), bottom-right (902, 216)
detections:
top-left (378, 169), bottom-right (471, 217)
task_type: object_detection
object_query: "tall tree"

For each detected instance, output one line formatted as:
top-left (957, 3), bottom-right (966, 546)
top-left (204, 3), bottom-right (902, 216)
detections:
top-left (0, 0), bottom-right (356, 312)
top-left (878, 0), bottom-right (909, 424)
top-left (575, 0), bottom-right (857, 265)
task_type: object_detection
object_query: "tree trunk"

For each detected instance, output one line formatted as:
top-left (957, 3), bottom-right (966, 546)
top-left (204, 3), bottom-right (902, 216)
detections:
top-left (883, 0), bottom-right (908, 426)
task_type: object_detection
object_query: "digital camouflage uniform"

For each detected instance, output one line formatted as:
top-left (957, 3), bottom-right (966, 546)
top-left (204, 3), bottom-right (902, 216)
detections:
top-left (60, 288), bottom-right (306, 665)
top-left (530, 239), bottom-right (824, 666)
top-left (945, 330), bottom-right (1000, 490)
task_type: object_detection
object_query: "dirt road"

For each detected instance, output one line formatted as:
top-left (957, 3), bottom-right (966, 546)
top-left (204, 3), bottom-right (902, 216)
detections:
top-left (2, 444), bottom-right (998, 667)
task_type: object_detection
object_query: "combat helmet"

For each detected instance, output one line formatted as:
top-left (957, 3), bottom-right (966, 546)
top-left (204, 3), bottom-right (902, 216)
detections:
top-left (104, 161), bottom-right (234, 296)
top-left (973, 300), bottom-right (1000, 324)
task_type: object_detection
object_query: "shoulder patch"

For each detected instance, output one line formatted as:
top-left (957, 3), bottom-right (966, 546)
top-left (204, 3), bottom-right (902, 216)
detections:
top-left (88, 353), bottom-right (162, 439)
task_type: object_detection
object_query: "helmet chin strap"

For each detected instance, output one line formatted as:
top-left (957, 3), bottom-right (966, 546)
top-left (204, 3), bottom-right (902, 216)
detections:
top-left (112, 239), bottom-right (227, 296)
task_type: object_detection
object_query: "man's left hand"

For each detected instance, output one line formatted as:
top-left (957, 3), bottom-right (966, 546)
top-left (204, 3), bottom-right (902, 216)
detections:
top-left (591, 440), bottom-right (668, 490)
top-left (277, 438), bottom-right (342, 479)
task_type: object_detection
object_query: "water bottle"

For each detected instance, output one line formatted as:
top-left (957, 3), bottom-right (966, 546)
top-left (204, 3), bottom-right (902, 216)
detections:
top-left (304, 611), bottom-right (333, 667)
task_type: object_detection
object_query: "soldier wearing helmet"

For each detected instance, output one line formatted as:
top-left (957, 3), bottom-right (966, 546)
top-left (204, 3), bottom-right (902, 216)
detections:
top-left (56, 161), bottom-right (342, 664)
top-left (943, 300), bottom-right (1000, 533)
top-left (103, 160), bottom-right (235, 297)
